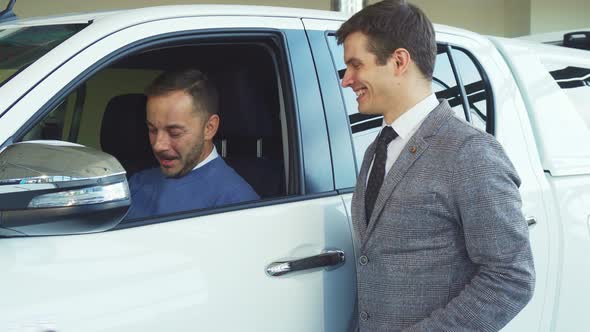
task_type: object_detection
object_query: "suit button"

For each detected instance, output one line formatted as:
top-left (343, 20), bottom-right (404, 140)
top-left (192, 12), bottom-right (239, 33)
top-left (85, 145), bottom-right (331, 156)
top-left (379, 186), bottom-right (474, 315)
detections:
top-left (359, 255), bottom-right (369, 265)
top-left (360, 311), bottom-right (369, 321)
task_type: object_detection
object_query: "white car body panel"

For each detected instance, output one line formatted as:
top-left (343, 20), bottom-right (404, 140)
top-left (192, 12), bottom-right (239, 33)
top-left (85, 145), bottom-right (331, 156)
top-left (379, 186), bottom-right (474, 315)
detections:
top-left (0, 197), bottom-right (356, 331)
top-left (489, 37), bottom-right (590, 176)
top-left (546, 175), bottom-right (590, 331)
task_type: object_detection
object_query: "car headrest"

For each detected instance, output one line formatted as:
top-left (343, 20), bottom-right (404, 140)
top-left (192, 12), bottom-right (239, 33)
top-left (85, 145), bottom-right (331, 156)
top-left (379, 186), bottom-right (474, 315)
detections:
top-left (100, 93), bottom-right (155, 173)
top-left (213, 67), bottom-right (278, 139)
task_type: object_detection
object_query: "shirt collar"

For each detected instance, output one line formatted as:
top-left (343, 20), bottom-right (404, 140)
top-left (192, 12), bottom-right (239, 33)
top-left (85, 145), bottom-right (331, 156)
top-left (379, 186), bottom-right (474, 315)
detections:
top-left (384, 93), bottom-right (438, 140)
top-left (192, 145), bottom-right (219, 171)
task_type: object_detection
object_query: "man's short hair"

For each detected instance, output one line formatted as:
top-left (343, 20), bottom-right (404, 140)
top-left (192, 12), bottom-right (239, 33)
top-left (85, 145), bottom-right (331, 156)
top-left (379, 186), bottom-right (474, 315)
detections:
top-left (335, 0), bottom-right (437, 80)
top-left (145, 68), bottom-right (219, 116)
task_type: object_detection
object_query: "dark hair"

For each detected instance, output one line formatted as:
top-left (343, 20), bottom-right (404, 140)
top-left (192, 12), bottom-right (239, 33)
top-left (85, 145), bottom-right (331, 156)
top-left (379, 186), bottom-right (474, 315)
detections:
top-left (335, 0), bottom-right (436, 80)
top-left (145, 68), bottom-right (219, 115)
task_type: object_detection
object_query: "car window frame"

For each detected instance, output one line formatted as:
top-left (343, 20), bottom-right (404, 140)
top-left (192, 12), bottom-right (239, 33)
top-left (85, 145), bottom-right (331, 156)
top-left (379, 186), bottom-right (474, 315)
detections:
top-left (4, 25), bottom-right (336, 231)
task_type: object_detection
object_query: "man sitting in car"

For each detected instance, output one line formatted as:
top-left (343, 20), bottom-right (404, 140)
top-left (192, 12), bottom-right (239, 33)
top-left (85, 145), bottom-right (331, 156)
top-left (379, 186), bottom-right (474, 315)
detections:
top-left (125, 69), bottom-right (259, 219)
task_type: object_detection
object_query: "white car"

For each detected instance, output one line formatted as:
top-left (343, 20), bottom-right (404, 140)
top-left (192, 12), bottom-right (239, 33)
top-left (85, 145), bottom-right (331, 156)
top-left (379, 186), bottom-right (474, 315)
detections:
top-left (1, 2), bottom-right (590, 332)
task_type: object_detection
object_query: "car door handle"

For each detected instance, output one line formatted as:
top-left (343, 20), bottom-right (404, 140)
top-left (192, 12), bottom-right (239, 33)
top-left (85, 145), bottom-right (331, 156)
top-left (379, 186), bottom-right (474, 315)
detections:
top-left (266, 250), bottom-right (345, 277)
top-left (526, 216), bottom-right (537, 227)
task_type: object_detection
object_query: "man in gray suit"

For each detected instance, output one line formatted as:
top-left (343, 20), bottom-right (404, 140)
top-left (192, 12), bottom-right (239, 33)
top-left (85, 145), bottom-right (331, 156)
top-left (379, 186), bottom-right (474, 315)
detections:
top-left (336, 1), bottom-right (535, 331)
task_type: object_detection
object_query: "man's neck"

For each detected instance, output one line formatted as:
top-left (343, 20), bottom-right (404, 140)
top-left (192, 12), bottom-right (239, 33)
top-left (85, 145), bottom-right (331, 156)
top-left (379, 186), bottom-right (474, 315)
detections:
top-left (191, 143), bottom-right (217, 171)
top-left (383, 80), bottom-right (432, 125)
top-left (383, 88), bottom-right (433, 125)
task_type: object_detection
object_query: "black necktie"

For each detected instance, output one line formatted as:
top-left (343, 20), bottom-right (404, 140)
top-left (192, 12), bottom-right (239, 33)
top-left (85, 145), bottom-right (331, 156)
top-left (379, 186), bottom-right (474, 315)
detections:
top-left (365, 126), bottom-right (398, 222)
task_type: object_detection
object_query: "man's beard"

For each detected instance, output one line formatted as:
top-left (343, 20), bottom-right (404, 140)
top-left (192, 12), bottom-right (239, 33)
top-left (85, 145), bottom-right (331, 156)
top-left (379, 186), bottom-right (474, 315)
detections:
top-left (164, 140), bottom-right (204, 178)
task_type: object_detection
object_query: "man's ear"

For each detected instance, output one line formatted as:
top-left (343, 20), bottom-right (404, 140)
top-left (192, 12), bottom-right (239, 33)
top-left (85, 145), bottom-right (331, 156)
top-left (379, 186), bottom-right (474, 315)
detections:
top-left (390, 48), bottom-right (411, 75)
top-left (204, 114), bottom-right (220, 140)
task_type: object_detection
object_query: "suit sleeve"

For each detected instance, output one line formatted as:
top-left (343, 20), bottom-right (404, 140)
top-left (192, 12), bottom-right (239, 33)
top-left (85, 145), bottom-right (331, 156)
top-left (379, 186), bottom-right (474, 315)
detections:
top-left (406, 134), bottom-right (535, 332)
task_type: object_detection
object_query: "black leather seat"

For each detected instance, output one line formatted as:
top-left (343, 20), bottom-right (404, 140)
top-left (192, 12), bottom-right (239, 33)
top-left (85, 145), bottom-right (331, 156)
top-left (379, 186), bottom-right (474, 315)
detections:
top-left (213, 67), bottom-right (285, 198)
top-left (100, 93), bottom-right (158, 178)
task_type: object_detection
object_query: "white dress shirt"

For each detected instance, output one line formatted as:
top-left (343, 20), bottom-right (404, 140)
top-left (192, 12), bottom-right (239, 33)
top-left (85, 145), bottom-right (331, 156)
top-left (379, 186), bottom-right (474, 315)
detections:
top-left (368, 94), bottom-right (439, 183)
top-left (192, 145), bottom-right (219, 171)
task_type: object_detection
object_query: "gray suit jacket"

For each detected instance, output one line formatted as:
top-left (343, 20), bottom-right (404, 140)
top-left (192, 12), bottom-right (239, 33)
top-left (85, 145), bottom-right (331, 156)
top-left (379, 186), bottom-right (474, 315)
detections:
top-left (351, 100), bottom-right (535, 331)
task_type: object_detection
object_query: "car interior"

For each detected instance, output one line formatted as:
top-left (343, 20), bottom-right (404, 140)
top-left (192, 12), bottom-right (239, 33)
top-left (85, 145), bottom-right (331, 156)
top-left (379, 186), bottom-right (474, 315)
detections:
top-left (21, 40), bottom-right (291, 205)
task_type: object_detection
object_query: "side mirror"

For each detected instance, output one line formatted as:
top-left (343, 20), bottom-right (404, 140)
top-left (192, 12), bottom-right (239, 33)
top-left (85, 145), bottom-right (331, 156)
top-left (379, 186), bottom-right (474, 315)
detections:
top-left (0, 141), bottom-right (130, 237)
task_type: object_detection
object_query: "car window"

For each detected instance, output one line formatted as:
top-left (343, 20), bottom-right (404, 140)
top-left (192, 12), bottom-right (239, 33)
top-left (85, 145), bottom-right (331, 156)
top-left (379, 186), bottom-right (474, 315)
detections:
top-left (19, 37), bottom-right (294, 221)
top-left (22, 69), bottom-right (161, 148)
top-left (0, 24), bottom-right (88, 87)
top-left (326, 34), bottom-right (494, 168)
top-left (451, 48), bottom-right (490, 131)
top-left (432, 47), bottom-right (465, 121)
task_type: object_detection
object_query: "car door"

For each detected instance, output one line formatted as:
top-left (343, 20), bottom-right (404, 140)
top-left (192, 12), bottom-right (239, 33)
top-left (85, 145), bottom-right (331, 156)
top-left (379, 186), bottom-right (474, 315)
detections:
top-left (304, 18), bottom-right (551, 331)
top-left (0, 14), bottom-right (355, 331)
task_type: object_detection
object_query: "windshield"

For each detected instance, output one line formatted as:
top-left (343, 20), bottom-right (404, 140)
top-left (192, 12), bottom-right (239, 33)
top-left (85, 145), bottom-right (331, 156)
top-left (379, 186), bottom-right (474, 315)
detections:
top-left (0, 23), bottom-right (88, 87)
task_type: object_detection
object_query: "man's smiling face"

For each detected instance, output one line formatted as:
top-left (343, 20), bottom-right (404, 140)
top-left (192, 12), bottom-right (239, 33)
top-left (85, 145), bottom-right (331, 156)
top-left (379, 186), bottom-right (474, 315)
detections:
top-left (341, 31), bottom-right (399, 116)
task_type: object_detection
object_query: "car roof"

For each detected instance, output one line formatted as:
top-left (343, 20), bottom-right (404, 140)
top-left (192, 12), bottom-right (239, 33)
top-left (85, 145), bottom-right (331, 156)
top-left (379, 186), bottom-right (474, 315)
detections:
top-left (498, 34), bottom-right (590, 59)
top-left (1, 5), bottom-right (349, 28)
top-left (517, 28), bottom-right (590, 44)
top-left (1, 4), bottom-right (472, 37)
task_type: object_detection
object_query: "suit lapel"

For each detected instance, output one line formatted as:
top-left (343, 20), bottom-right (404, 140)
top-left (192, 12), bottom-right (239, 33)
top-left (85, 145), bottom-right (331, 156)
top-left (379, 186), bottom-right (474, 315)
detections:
top-left (362, 100), bottom-right (454, 247)
top-left (352, 139), bottom-right (377, 240)
top-left (363, 135), bottom-right (427, 242)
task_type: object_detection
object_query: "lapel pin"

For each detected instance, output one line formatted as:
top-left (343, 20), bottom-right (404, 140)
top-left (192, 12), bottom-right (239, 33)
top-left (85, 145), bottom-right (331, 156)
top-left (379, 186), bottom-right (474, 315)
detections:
top-left (409, 146), bottom-right (417, 154)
